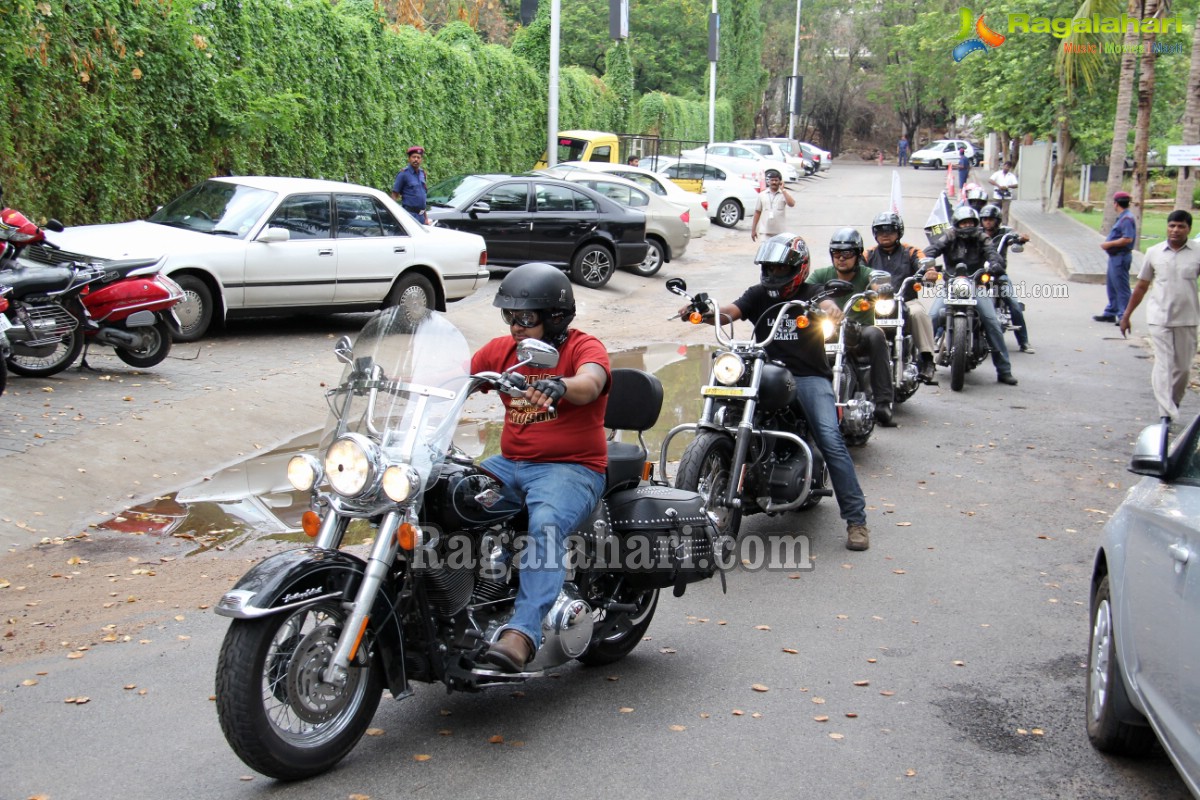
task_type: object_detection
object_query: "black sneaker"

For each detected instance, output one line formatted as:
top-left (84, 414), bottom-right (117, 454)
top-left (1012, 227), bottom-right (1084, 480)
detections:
top-left (997, 373), bottom-right (1019, 386)
top-left (1093, 314), bottom-right (1116, 323)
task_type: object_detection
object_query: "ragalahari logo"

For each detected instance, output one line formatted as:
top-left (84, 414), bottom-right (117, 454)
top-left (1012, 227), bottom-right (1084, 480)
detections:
top-left (953, 8), bottom-right (1006, 61)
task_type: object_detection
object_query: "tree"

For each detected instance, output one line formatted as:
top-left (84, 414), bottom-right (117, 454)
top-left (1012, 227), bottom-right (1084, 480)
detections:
top-left (717, 0), bottom-right (768, 137)
top-left (1174, 20), bottom-right (1200, 210)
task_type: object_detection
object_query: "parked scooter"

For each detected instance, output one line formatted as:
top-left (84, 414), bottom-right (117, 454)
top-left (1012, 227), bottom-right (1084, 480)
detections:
top-left (214, 306), bottom-right (724, 780)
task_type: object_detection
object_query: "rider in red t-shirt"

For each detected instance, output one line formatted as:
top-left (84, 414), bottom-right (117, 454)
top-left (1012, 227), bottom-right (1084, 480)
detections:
top-left (470, 263), bottom-right (610, 672)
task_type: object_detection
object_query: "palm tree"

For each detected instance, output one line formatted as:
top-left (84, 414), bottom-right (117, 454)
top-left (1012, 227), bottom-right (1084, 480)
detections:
top-left (1128, 0), bottom-right (1165, 249)
top-left (1173, 25), bottom-right (1200, 211)
top-left (1099, 0), bottom-right (1145, 234)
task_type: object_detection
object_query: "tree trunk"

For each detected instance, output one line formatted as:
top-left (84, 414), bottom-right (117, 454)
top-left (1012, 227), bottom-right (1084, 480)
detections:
top-left (1175, 25), bottom-right (1200, 211)
top-left (1101, 0), bottom-right (1144, 233)
top-left (1048, 121), bottom-right (1072, 212)
top-left (1129, 0), bottom-right (1161, 250)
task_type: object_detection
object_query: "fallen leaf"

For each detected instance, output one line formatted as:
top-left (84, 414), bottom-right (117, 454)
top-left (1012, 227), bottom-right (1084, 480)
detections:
top-left (896, 522), bottom-right (912, 527)
top-left (413, 754), bottom-right (431, 762)
top-left (813, 715), bottom-right (829, 722)
top-left (488, 735), bottom-right (504, 744)
top-left (123, 684), bottom-right (137, 690)
top-left (866, 658), bottom-right (877, 663)
top-left (782, 648), bottom-right (798, 654)
top-left (829, 733), bottom-right (845, 740)
top-left (853, 680), bottom-right (869, 686)
top-left (606, 676), bottom-right (619, 682)
top-left (67, 652), bottom-right (84, 659)
top-left (1016, 728), bottom-right (1029, 735)
top-left (239, 776), bottom-right (254, 782)
top-left (619, 707), bottom-right (634, 713)
top-left (751, 684), bottom-right (769, 693)
top-left (732, 709), bottom-right (744, 716)
top-left (659, 647), bottom-right (677, 654)
top-left (845, 712), bottom-right (858, 718)
top-left (905, 769), bottom-right (917, 777)
top-left (952, 660), bottom-right (965, 667)
top-left (1031, 727), bottom-right (1045, 736)
top-left (669, 724), bottom-right (686, 731)
top-left (812, 697), bottom-right (826, 704)
top-left (438, 729), bottom-right (452, 736)
top-left (880, 690), bottom-right (896, 697)
top-left (892, 569), bottom-right (907, 575)
top-left (754, 625), bottom-right (771, 631)
top-left (751, 712), bottom-right (763, 718)
top-left (21, 679), bottom-right (38, 686)
top-left (365, 728), bottom-right (385, 736)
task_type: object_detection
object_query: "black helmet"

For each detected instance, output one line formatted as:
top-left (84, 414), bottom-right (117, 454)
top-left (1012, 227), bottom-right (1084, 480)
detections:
top-left (764, 168), bottom-right (783, 181)
top-left (829, 227), bottom-right (864, 259)
top-left (755, 233), bottom-right (811, 298)
top-left (951, 205), bottom-right (980, 229)
top-left (979, 204), bottom-right (1003, 223)
top-left (493, 262), bottom-right (576, 341)
top-left (871, 211), bottom-right (904, 239)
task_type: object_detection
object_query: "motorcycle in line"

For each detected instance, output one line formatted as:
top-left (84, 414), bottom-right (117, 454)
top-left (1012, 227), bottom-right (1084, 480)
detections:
top-left (867, 271), bottom-right (923, 404)
top-left (0, 283), bottom-right (11, 395)
top-left (214, 306), bottom-right (724, 780)
top-left (929, 257), bottom-right (996, 392)
top-left (0, 213), bottom-right (183, 376)
top-left (989, 231), bottom-right (1025, 339)
top-left (659, 277), bottom-right (848, 540)
top-left (821, 285), bottom-right (880, 446)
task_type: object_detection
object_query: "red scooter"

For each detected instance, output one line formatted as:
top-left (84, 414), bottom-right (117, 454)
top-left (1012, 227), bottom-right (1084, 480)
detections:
top-left (1, 202), bottom-right (184, 376)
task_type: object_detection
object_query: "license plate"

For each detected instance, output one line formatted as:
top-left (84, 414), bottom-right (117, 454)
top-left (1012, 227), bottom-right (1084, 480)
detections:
top-left (946, 297), bottom-right (977, 306)
top-left (0, 314), bottom-right (12, 333)
top-left (701, 385), bottom-right (754, 398)
top-left (875, 319), bottom-right (900, 327)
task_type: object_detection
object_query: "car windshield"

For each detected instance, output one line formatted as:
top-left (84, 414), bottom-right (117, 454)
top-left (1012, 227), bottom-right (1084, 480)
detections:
top-left (427, 175), bottom-right (495, 208)
top-left (148, 180), bottom-right (276, 238)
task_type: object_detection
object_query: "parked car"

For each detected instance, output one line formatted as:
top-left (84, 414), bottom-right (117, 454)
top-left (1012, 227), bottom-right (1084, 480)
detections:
top-left (654, 159), bottom-right (762, 229)
top-left (17, 176), bottom-right (489, 342)
top-left (1086, 413), bottom-right (1200, 796)
top-left (910, 139), bottom-right (976, 170)
top-left (548, 160), bottom-right (710, 240)
top-left (735, 139), bottom-right (814, 177)
top-left (540, 166), bottom-right (691, 277)
top-left (680, 142), bottom-right (799, 183)
top-left (797, 141), bottom-right (833, 172)
top-left (426, 174), bottom-right (647, 289)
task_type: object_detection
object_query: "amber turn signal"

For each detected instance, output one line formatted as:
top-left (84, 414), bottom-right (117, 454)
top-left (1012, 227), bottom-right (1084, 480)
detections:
top-left (396, 521), bottom-right (419, 551)
top-left (302, 510), bottom-right (321, 537)
top-left (688, 311), bottom-right (703, 324)
top-left (794, 315), bottom-right (810, 328)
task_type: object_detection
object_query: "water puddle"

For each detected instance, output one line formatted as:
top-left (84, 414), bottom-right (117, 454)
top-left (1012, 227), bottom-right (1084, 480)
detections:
top-left (99, 344), bottom-right (717, 553)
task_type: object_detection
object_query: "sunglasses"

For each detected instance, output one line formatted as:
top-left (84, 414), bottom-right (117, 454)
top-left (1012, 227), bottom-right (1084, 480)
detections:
top-left (502, 309), bottom-right (542, 328)
top-left (831, 251), bottom-right (858, 259)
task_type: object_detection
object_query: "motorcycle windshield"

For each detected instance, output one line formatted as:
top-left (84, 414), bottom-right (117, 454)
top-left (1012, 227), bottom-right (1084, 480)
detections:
top-left (319, 308), bottom-right (474, 502)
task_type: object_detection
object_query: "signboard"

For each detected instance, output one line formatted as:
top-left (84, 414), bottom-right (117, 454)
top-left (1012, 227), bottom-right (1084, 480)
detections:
top-left (1167, 145), bottom-right (1200, 167)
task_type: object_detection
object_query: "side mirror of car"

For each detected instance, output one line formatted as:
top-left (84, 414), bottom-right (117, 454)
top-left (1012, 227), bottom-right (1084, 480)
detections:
top-left (1129, 422), bottom-right (1170, 477)
top-left (256, 227), bottom-right (291, 244)
top-left (469, 201), bottom-right (491, 216)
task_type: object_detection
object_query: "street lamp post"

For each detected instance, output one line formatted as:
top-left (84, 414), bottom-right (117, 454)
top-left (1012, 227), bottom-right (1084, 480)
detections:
top-left (787, 0), bottom-right (801, 142)
top-left (547, 0), bottom-right (561, 167)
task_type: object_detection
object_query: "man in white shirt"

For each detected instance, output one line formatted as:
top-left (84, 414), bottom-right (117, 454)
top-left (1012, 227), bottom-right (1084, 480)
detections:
top-left (751, 168), bottom-right (795, 242)
top-left (1119, 210), bottom-right (1200, 421)
top-left (988, 161), bottom-right (1020, 224)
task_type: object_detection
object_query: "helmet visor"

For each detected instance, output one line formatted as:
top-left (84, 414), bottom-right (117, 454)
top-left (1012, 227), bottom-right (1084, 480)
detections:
top-left (754, 238), bottom-right (796, 266)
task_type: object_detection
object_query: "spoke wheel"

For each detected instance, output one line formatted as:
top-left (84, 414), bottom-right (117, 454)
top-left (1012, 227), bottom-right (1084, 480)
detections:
top-left (675, 432), bottom-right (742, 540)
top-left (215, 600), bottom-right (383, 780)
top-left (7, 329), bottom-right (83, 377)
top-left (576, 583), bottom-right (658, 666)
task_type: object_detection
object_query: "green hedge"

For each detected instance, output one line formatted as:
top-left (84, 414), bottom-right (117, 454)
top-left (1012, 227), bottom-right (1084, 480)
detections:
top-left (0, 0), bottom-right (722, 224)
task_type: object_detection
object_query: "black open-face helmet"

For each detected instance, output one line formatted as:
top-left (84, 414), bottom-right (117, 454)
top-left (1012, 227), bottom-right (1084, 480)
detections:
top-left (871, 211), bottom-right (904, 239)
top-left (829, 227), bottom-right (864, 260)
top-left (952, 205), bottom-right (980, 230)
top-left (979, 204), bottom-right (1003, 224)
top-left (755, 233), bottom-right (811, 299)
top-left (493, 262), bottom-right (576, 342)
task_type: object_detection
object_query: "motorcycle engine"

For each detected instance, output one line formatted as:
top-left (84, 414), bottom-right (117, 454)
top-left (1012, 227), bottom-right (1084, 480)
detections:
top-left (755, 439), bottom-right (813, 507)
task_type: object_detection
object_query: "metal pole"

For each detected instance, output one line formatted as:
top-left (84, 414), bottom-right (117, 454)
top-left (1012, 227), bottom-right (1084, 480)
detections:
top-left (548, 0), bottom-right (561, 167)
top-left (787, 0), bottom-right (801, 142)
top-left (708, 0), bottom-right (717, 144)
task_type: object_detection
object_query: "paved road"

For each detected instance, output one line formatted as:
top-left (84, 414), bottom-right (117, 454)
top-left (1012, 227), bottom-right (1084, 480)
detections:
top-left (1, 164), bottom-right (1192, 800)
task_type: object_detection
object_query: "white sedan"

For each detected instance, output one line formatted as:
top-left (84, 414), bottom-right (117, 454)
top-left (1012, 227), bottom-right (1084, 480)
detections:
top-left (652, 158), bottom-right (762, 229)
top-left (680, 142), bottom-right (800, 183)
top-left (19, 176), bottom-right (489, 341)
top-left (552, 161), bottom-right (710, 239)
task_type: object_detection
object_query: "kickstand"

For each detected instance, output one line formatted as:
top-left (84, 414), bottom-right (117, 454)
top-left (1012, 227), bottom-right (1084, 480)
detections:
top-left (76, 343), bottom-right (100, 372)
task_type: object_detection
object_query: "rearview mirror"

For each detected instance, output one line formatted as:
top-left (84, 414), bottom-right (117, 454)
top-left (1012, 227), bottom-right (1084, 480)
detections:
top-left (665, 277), bottom-right (688, 294)
top-left (256, 227), bottom-right (291, 244)
top-left (515, 338), bottom-right (559, 370)
top-left (1129, 422), bottom-right (1169, 477)
top-left (823, 279), bottom-right (854, 295)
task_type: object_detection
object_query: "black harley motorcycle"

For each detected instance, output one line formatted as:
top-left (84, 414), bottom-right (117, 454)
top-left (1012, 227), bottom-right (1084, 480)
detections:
top-left (868, 271), bottom-right (924, 404)
top-left (659, 277), bottom-right (848, 539)
top-left (935, 260), bottom-right (994, 392)
top-left (821, 286), bottom-right (880, 446)
top-left (214, 306), bottom-right (723, 780)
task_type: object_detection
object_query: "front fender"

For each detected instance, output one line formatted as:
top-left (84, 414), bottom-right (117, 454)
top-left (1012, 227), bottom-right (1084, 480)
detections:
top-left (215, 547), bottom-right (409, 696)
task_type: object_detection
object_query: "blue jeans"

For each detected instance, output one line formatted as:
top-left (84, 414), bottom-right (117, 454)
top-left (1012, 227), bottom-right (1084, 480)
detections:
top-left (931, 294), bottom-right (1013, 375)
top-left (997, 275), bottom-right (1029, 348)
top-left (480, 455), bottom-right (605, 654)
top-left (793, 376), bottom-right (866, 527)
top-left (1103, 253), bottom-right (1132, 318)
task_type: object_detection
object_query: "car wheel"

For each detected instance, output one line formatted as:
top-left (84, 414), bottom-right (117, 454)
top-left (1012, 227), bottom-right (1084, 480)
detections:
top-left (384, 272), bottom-right (436, 330)
top-left (173, 275), bottom-right (215, 342)
top-left (570, 244), bottom-right (615, 289)
top-left (715, 198), bottom-right (742, 228)
top-left (1086, 574), bottom-right (1157, 755)
top-left (629, 238), bottom-right (665, 277)
top-left (931, 159), bottom-right (942, 170)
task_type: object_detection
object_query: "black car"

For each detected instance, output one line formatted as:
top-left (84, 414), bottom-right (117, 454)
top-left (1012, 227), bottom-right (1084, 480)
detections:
top-left (426, 174), bottom-right (648, 289)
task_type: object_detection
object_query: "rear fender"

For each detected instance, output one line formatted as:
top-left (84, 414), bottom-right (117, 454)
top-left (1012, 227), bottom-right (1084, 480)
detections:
top-left (215, 547), bottom-right (409, 696)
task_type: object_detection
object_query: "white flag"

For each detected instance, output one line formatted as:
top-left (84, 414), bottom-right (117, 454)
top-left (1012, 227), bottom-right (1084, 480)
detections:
top-left (924, 191), bottom-right (954, 245)
top-left (890, 171), bottom-right (904, 218)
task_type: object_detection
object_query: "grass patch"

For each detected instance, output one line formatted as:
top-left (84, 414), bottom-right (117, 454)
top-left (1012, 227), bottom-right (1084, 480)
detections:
top-left (1062, 208), bottom-right (1168, 252)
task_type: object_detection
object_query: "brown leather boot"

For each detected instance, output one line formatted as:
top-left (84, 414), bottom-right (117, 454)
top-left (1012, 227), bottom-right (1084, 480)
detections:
top-left (484, 629), bottom-right (533, 673)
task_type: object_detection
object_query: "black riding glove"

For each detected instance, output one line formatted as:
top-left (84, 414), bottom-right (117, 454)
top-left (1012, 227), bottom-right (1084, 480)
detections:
top-left (531, 378), bottom-right (567, 405)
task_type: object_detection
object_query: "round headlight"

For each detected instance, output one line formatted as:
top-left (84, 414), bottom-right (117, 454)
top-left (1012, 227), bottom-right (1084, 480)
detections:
top-left (712, 352), bottom-right (745, 385)
top-left (874, 298), bottom-right (896, 317)
top-left (325, 434), bottom-right (377, 497)
top-left (287, 454), bottom-right (322, 492)
top-left (382, 465), bottom-right (417, 503)
top-left (820, 318), bottom-right (835, 340)
top-left (951, 277), bottom-right (973, 299)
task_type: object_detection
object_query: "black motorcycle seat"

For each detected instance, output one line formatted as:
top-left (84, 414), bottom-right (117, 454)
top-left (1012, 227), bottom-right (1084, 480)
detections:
top-left (0, 265), bottom-right (77, 298)
top-left (604, 369), bottom-right (664, 492)
top-left (606, 441), bottom-right (647, 493)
